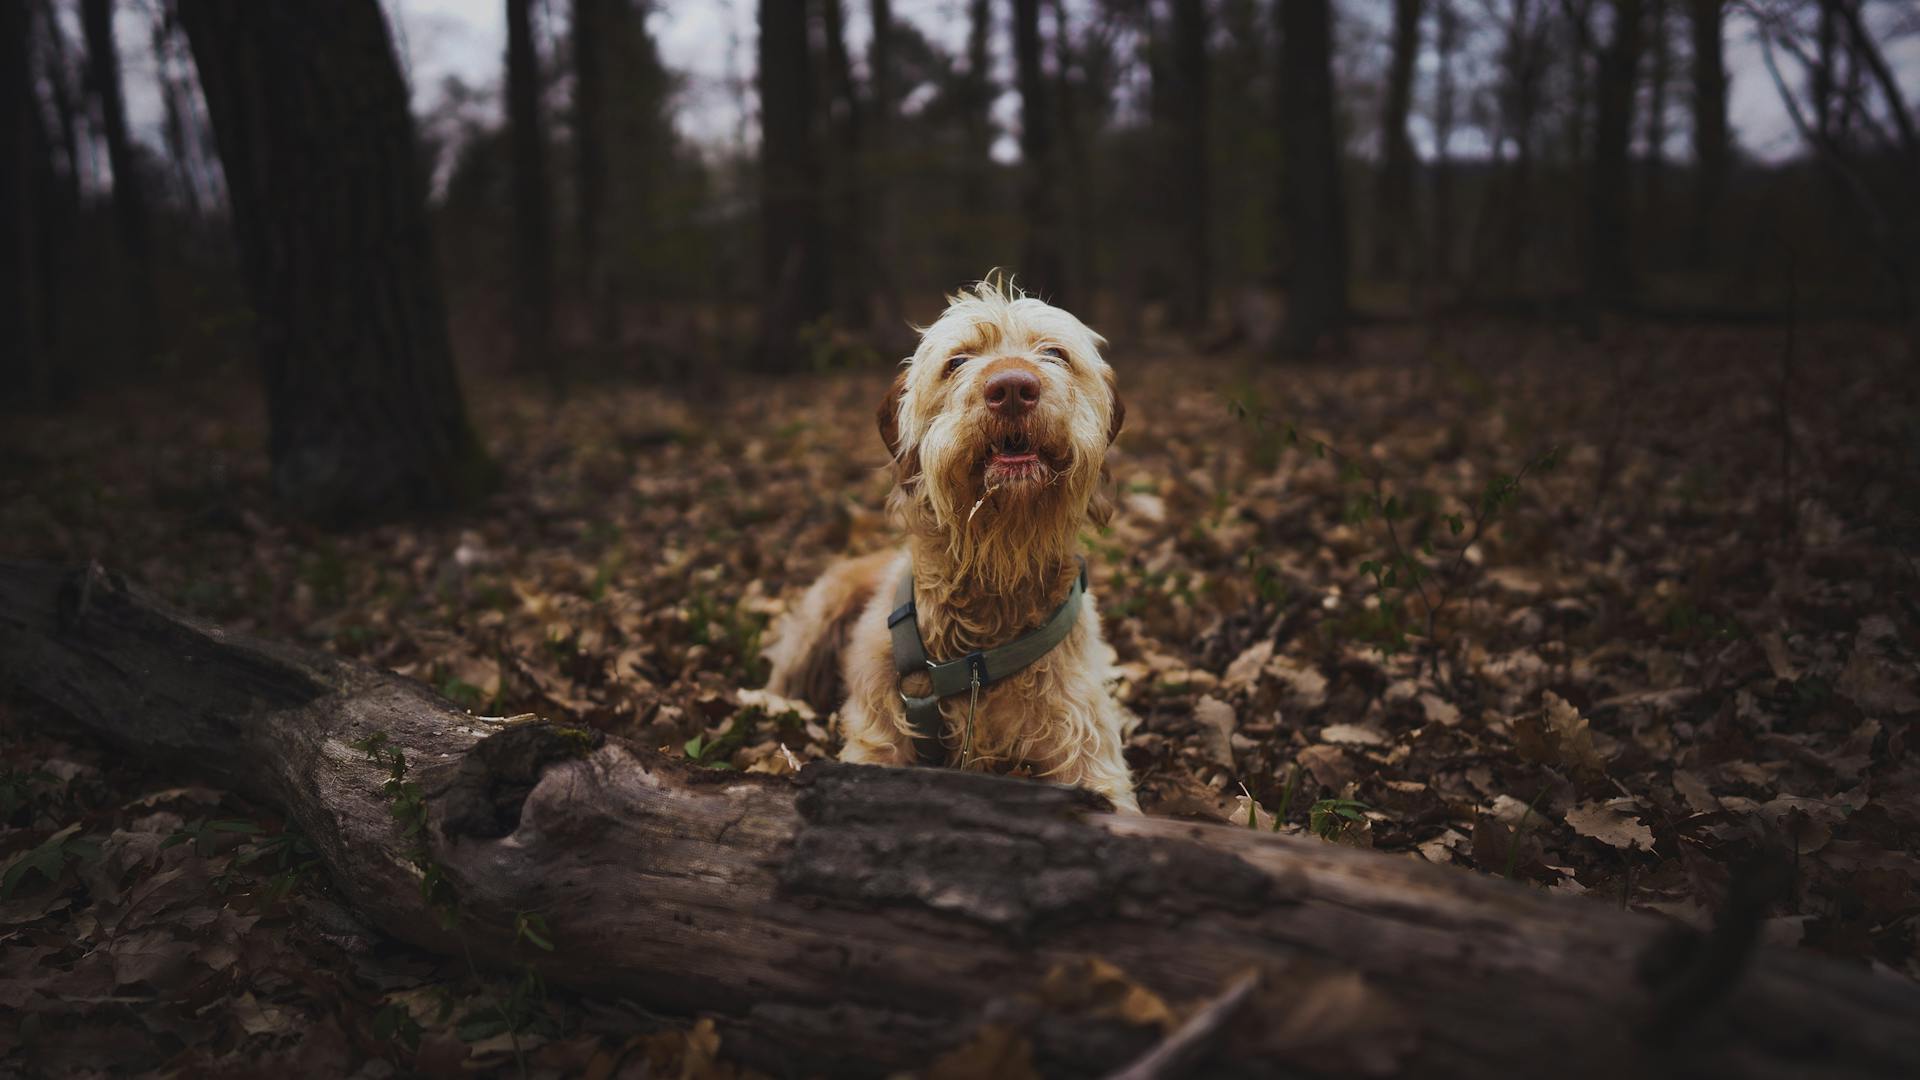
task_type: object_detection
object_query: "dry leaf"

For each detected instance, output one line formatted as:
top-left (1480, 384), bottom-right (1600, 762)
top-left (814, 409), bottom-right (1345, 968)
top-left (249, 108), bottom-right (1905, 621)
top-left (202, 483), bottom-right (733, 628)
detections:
top-left (926, 1024), bottom-right (1038, 1080)
top-left (1193, 696), bottom-right (1237, 768)
top-left (1319, 722), bottom-right (1390, 748)
top-left (1564, 799), bottom-right (1655, 851)
top-left (1039, 956), bottom-right (1178, 1032)
top-left (1513, 692), bottom-right (1607, 778)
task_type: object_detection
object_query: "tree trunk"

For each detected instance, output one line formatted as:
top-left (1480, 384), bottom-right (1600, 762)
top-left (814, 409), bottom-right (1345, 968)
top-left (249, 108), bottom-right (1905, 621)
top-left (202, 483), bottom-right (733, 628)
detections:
top-left (1013, 0), bottom-right (1067, 303)
top-left (866, 0), bottom-right (905, 338)
top-left (1430, 0), bottom-right (1459, 282)
top-left (1686, 0), bottom-right (1727, 269)
top-left (1, 0), bottom-right (42, 408)
top-left (1169, 0), bottom-right (1210, 327)
top-left (1278, 0), bottom-right (1349, 355)
top-left (177, 0), bottom-right (496, 524)
top-left (1372, 0), bottom-right (1423, 280)
top-left (1588, 0), bottom-right (1643, 312)
top-left (572, 0), bottom-right (616, 352)
top-left (3, 561), bottom-right (1919, 1080)
top-left (819, 0), bottom-right (874, 330)
top-left (757, 0), bottom-right (828, 369)
top-left (1642, 0), bottom-right (1669, 230)
top-left (506, 0), bottom-right (555, 382)
top-left (79, 0), bottom-right (156, 356)
top-left (961, 0), bottom-right (993, 226)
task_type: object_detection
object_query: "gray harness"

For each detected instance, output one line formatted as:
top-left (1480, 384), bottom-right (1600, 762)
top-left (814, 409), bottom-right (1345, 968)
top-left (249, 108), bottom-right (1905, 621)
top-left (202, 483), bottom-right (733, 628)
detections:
top-left (886, 560), bottom-right (1088, 766)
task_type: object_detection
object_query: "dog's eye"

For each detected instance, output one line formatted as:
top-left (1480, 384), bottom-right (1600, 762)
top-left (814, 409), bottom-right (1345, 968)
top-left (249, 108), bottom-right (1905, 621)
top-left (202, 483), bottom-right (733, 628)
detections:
top-left (945, 354), bottom-right (970, 375)
top-left (1038, 346), bottom-right (1067, 363)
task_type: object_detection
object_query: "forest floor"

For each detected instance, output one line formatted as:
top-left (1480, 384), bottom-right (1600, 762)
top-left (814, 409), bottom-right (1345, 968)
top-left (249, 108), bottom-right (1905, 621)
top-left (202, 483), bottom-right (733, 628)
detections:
top-left (2, 319), bottom-right (1918, 1077)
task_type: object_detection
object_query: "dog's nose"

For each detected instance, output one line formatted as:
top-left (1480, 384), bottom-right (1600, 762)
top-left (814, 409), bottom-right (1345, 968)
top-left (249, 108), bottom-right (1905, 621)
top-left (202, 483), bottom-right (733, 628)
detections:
top-left (984, 369), bottom-right (1041, 418)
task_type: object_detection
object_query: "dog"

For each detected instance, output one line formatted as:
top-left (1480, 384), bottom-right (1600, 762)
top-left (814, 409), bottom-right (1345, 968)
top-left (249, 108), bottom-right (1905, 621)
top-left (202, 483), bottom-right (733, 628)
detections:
top-left (764, 279), bottom-right (1139, 812)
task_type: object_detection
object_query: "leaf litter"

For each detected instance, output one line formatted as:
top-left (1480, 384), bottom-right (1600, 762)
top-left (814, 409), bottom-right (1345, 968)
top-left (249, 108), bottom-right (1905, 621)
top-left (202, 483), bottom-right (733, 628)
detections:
top-left (2, 323), bottom-right (1918, 1073)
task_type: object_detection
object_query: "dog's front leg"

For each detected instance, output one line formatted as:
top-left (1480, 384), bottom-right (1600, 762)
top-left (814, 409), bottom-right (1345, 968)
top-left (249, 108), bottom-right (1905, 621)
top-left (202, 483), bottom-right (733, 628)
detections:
top-left (835, 699), bottom-right (919, 766)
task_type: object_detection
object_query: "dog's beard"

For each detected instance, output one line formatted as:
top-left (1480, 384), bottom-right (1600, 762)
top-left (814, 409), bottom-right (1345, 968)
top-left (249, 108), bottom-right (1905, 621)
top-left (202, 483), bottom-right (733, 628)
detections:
top-left (901, 410), bottom-right (1100, 592)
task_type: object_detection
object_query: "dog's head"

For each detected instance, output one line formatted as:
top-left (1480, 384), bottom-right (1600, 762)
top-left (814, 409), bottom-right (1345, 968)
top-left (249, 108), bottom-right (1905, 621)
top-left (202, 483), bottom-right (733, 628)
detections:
top-left (877, 279), bottom-right (1123, 585)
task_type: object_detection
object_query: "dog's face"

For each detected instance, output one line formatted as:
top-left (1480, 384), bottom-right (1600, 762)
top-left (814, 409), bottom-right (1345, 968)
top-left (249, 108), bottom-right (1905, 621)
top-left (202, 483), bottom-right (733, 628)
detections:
top-left (877, 282), bottom-right (1122, 582)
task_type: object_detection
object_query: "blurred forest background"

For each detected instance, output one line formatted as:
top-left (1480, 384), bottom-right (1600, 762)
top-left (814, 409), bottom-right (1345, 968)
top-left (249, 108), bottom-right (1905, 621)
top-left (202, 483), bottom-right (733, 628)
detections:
top-left (3, 2), bottom-right (1920, 1075)
top-left (6, 0), bottom-right (1919, 422)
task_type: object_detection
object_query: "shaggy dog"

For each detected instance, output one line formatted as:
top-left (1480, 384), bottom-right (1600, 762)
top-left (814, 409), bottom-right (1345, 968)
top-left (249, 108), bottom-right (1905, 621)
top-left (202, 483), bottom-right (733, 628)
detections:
top-left (764, 279), bottom-right (1139, 812)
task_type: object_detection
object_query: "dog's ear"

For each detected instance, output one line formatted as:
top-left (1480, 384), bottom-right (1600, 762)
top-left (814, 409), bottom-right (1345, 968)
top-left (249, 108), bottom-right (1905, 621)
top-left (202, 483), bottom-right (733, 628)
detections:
top-left (1088, 466), bottom-right (1116, 528)
top-left (877, 367), bottom-right (909, 459)
top-left (1106, 382), bottom-right (1127, 445)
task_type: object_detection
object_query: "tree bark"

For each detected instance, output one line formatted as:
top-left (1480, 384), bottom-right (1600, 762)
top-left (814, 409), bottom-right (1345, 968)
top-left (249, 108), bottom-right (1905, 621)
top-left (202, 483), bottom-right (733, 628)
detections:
top-left (1686, 0), bottom-right (1727, 269)
top-left (1588, 0), bottom-right (1643, 312)
top-left (961, 0), bottom-right (994, 227)
top-left (506, 0), bottom-right (555, 381)
top-left (757, 0), bottom-right (828, 369)
top-left (177, 0), bottom-right (496, 524)
top-left (80, 0), bottom-right (157, 356)
top-left (1013, 0), bottom-right (1067, 303)
top-left (1430, 0), bottom-right (1460, 282)
top-left (3, 561), bottom-right (1919, 1080)
top-left (1372, 0), bottom-right (1423, 280)
top-left (1642, 0), bottom-right (1669, 224)
top-left (1168, 0), bottom-right (1210, 327)
top-left (1278, 0), bottom-right (1349, 355)
top-left (572, 0), bottom-right (615, 351)
top-left (1, 0), bottom-right (42, 408)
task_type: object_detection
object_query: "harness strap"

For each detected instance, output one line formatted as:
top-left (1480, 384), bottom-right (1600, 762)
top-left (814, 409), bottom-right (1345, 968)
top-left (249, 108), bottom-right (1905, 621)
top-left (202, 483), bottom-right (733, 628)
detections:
top-left (888, 559), bottom-right (1088, 766)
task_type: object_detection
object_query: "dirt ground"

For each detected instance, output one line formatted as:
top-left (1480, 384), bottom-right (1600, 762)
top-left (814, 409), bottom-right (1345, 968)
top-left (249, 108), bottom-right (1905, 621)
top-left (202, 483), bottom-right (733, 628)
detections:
top-left (3, 320), bottom-right (1917, 1076)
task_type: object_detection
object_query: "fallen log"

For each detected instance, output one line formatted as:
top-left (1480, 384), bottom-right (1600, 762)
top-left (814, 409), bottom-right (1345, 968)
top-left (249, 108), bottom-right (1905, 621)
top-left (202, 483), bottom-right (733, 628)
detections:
top-left (1, 561), bottom-right (1915, 1079)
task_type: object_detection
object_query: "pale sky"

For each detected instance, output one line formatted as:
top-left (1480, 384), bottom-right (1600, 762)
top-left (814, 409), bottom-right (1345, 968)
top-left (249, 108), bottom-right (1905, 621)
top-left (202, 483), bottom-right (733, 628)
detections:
top-left (98, 0), bottom-right (1920, 172)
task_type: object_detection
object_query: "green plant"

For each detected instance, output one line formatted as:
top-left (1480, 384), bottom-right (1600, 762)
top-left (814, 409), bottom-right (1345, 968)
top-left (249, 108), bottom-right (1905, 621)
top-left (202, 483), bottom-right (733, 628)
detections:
top-left (162, 817), bottom-right (261, 857)
top-left (0, 825), bottom-right (100, 898)
top-left (1309, 798), bottom-right (1370, 841)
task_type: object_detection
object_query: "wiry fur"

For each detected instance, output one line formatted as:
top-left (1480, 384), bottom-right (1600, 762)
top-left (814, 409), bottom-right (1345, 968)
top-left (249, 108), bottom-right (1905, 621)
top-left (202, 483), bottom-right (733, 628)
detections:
top-left (765, 278), bottom-right (1138, 811)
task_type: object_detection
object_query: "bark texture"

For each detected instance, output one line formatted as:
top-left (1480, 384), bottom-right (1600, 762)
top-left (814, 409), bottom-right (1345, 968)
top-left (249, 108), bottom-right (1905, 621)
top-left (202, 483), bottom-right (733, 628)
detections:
top-left (80, 0), bottom-right (155, 352)
top-left (5, 561), bottom-right (1918, 1079)
top-left (757, 0), bottom-right (829, 369)
top-left (2, 0), bottom-right (39, 406)
top-left (572, 0), bottom-right (613, 350)
top-left (176, 0), bottom-right (495, 524)
top-left (1687, 0), bottom-right (1727, 268)
top-left (1014, 0), bottom-right (1067, 303)
top-left (1168, 0), bottom-right (1211, 326)
top-left (1589, 0), bottom-right (1645, 311)
top-left (1278, 0), bottom-right (1349, 354)
top-left (1372, 0), bottom-right (1423, 279)
top-left (506, 0), bottom-right (555, 377)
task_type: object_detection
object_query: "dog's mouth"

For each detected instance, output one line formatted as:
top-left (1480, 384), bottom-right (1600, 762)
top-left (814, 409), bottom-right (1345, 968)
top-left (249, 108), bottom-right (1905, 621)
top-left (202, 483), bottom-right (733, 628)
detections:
top-left (983, 429), bottom-right (1055, 484)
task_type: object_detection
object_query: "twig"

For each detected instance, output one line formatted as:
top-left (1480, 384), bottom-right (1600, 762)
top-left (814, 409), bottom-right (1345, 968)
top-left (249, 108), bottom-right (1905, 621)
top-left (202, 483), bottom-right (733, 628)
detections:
top-left (1101, 968), bottom-right (1261, 1080)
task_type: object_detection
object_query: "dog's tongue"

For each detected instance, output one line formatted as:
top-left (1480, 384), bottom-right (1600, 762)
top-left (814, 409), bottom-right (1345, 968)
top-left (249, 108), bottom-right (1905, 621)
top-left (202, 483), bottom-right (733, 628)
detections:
top-left (990, 451), bottom-right (1039, 465)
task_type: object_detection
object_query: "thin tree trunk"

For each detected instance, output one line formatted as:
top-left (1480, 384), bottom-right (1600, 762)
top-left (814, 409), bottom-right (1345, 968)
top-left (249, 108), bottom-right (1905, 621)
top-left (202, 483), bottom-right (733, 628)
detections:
top-left (1588, 0), bottom-right (1643, 311)
top-left (1052, 0), bottom-right (1095, 308)
top-left (5, 560), bottom-right (1919, 1080)
top-left (1686, 0), bottom-right (1727, 268)
top-left (1278, 0), bottom-right (1348, 354)
top-left (820, 0), bottom-right (873, 330)
top-left (1169, 0), bottom-right (1210, 326)
top-left (506, 0), bottom-right (555, 382)
top-left (2, 0), bottom-right (42, 408)
top-left (80, 0), bottom-right (156, 356)
top-left (1372, 0), bottom-right (1423, 280)
top-left (177, 0), bottom-right (496, 524)
top-left (961, 0), bottom-right (993, 226)
top-left (757, 0), bottom-right (828, 369)
top-left (572, 0), bottom-right (616, 352)
top-left (867, 0), bottom-right (905, 337)
top-left (1642, 0), bottom-right (1669, 227)
top-left (1431, 0), bottom-right (1460, 281)
top-left (1014, 0), bottom-right (1067, 303)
